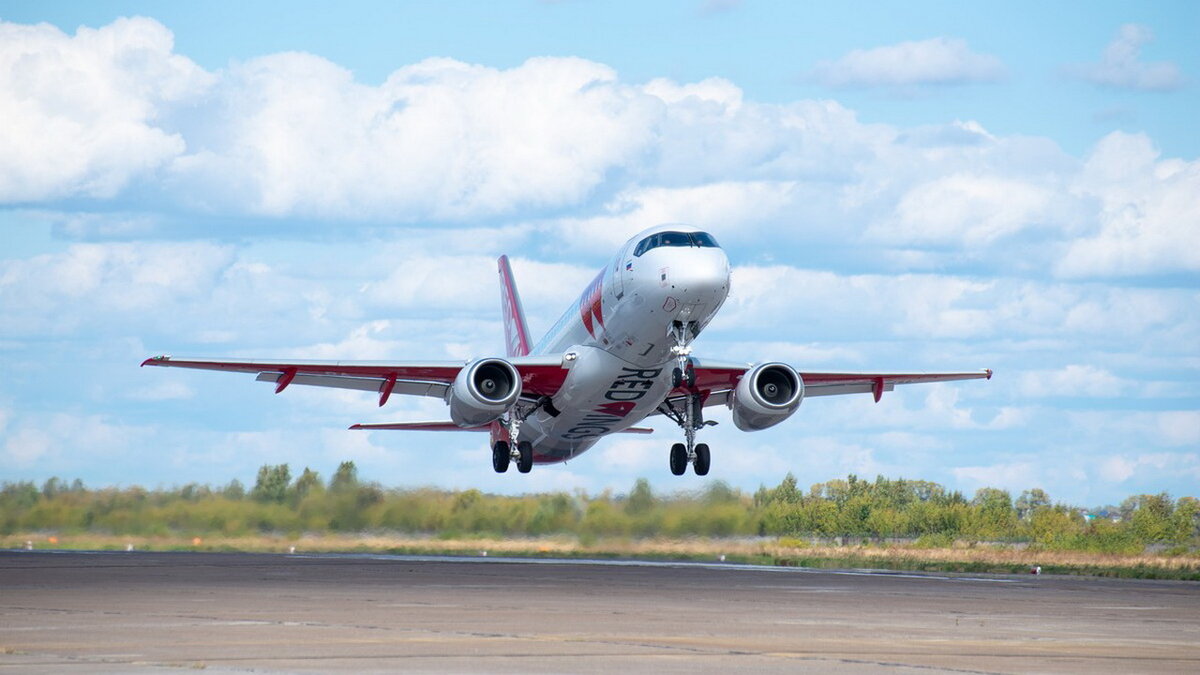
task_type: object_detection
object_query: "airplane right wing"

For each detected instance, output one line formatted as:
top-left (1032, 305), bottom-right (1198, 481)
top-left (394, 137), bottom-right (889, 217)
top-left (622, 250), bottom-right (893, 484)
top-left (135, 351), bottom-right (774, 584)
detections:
top-left (141, 355), bottom-right (570, 407)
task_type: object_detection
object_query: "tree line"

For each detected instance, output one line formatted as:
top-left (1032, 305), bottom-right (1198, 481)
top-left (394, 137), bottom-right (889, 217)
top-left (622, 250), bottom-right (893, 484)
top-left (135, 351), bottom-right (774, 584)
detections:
top-left (2, 464), bottom-right (1196, 554)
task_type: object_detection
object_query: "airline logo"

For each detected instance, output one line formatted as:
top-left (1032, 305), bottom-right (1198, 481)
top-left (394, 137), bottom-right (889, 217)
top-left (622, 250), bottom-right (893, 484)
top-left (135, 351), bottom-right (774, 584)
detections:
top-left (562, 367), bottom-right (662, 440)
top-left (579, 271), bottom-right (605, 338)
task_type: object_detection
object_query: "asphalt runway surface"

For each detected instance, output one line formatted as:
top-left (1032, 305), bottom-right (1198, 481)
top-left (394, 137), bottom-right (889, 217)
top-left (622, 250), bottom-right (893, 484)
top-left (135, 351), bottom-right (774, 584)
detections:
top-left (1, 552), bottom-right (1197, 673)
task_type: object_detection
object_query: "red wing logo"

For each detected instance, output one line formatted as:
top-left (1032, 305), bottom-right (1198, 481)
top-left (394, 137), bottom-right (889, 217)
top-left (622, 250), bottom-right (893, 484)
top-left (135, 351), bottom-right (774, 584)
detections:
top-left (579, 271), bottom-right (605, 337)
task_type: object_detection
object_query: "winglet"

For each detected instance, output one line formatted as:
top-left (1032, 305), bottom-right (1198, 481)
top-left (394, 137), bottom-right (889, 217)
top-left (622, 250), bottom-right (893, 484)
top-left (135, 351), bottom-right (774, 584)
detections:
top-left (498, 255), bottom-right (532, 357)
top-left (985, 368), bottom-right (993, 380)
top-left (141, 355), bottom-right (171, 367)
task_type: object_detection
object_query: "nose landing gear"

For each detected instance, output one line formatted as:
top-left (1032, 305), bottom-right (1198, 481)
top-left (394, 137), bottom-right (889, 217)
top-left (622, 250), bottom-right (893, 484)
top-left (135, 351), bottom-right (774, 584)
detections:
top-left (669, 321), bottom-right (698, 388)
top-left (663, 320), bottom-right (712, 475)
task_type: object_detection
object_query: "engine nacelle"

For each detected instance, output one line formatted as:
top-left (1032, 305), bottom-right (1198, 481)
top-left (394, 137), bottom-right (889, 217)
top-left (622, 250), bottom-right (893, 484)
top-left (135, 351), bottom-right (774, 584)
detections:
top-left (448, 358), bottom-right (522, 427)
top-left (729, 362), bottom-right (803, 431)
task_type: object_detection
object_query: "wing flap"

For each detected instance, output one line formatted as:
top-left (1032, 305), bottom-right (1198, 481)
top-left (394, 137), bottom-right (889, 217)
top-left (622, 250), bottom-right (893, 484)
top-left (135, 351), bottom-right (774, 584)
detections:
top-left (805, 382), bottom-right (894, 398)
top-left (254, 372), bottom-right (450, 399)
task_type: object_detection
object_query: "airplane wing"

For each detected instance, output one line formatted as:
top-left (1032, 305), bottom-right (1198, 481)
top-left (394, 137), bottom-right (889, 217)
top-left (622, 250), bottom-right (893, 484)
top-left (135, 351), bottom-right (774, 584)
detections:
top-left (661, 359), bottom-right (993, 411)
top-left (140, 355), bottom-right (569, 407)
top-left (348, 421), bottom-right (654, 434)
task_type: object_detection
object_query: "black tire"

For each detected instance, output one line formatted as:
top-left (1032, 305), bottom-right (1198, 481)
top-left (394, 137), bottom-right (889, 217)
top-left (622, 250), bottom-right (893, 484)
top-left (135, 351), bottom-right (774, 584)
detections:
top-left (669, 443), bottom-right (687, 476)
top-left (685, 365), bottom-right (696, 388)
top-left (492, 441), bottom-right (510, 473)
top-left (517, 441), bottom-right (534, 473)
top-left (693, 443), bottom-right (710, 476)
top-left (671, 367), bottom-right (683, 388)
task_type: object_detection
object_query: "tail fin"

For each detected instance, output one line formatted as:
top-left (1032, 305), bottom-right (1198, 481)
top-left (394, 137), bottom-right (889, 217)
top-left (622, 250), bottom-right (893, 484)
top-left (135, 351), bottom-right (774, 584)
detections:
top-left (497, 255), bottom-right (532, 357)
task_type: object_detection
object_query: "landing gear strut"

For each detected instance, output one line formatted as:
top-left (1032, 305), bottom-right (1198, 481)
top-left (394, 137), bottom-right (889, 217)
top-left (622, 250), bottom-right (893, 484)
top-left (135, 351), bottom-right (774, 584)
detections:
top-left (659, 323), bottom-right (715, 476)
top-left (669, 321), bottom-right (697, 388)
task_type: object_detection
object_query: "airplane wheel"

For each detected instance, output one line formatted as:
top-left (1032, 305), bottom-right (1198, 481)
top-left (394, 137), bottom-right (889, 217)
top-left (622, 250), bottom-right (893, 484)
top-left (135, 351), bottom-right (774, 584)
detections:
top-left (517, 441), bottom-right (534, 473)
top-left (693, 443), bottom-right (710, 476)
top-left (669, 443), bottom-right (687, 476)
top-left (685, 366), bottom-right (696, 388)
top-left (671, 367), bottom-right (683, 388)
top-left (492, 441), bottom-right (510, 473)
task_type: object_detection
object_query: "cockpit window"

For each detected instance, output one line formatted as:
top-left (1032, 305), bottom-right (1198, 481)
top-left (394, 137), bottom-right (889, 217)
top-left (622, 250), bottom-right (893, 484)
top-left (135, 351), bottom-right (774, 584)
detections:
top-left (633, 231), bottom-right (720, 257)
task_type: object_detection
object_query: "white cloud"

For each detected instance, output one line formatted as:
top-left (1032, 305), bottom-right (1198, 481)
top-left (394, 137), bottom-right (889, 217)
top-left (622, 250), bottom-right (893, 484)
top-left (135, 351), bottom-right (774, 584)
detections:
top-left (873, 174), bottom-right (1062, 246)
top-left (1018, 365), bottom-right (1127, 398)
top-left (810, 37), bottom-right (1006, 89)
top-left (0, 241), bottom-right (233, 336)
top-left (642, 76), bottom-right (743, 111)
top-left (1056, 132), bottom-right (1200, 277)
top-left (1067, 24), bottom-right (1185, 92)
top-left (1097, 452), bottom-right (1200, 484)
top-left (172, 54), bottom-right (662, 220)
top-left (722, 263), bottom-right (1199, 351)
top-left (952, 461), bottom-right (1038, 494)
top-left (552, 181), bottom-right (803, 252)
top-left (3, 427), bottom-right (53, 467)
top-left (0, 17), bottom-right (212, 201)
top-left (1156, 411), bottom-right (1200, 447)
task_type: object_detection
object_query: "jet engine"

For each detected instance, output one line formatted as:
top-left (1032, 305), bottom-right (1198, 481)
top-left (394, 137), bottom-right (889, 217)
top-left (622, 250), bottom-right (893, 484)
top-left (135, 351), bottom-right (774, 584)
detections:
top-left (448, 358), bottom-right (522, 427)
top-left (729, 362), bottom-right (803, 431)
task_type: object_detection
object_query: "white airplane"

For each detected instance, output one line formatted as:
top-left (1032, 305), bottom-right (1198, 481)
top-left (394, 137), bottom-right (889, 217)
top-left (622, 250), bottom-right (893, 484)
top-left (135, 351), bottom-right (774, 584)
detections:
top-left (143, 224), bottom-right (991, 476)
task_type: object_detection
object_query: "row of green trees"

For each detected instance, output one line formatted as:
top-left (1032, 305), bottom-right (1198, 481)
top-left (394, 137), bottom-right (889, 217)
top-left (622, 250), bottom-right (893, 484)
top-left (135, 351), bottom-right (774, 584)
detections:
top-left (2, 465), bottom-right (1196, 553)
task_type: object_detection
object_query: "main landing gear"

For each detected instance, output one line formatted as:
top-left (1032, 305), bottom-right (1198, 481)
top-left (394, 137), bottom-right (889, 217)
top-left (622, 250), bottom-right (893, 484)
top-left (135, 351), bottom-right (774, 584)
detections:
top-left (661, 320), bottom-right (714, 476)
top-left (492, 401), bottom-right (541, 474)
top-left (493, 440), bottom-right (533, 474)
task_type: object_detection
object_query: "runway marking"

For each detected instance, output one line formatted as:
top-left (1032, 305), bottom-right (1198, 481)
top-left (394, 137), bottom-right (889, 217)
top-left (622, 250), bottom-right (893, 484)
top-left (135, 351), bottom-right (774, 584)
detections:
top-left (288, 553), bottom-right (1022, 583)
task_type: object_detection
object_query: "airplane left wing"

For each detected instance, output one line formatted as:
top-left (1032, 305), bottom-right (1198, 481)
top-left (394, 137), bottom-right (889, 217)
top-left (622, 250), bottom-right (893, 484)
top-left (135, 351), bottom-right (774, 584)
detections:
top-left (140, 355), bottom-right (569, 407)
top-left (663, 360), bottom-right (992, 411)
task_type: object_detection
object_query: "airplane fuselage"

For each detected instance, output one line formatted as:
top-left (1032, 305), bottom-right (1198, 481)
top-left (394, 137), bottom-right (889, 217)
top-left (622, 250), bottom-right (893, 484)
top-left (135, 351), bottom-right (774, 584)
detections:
top-left (517, 225), bottom-right (731, 462)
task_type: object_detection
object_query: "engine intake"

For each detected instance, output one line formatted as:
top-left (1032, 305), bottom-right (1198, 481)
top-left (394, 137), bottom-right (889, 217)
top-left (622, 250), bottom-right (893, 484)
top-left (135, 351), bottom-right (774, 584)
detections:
top-left (729, 362), bottom-right (803, 431)
top-left (449, 358), bottom-right (522, 427)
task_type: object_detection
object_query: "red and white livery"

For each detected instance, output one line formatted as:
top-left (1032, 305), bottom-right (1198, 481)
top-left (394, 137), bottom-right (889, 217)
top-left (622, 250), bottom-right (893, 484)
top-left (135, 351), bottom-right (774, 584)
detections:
top-left (144, 225), bottom-right (992, 475)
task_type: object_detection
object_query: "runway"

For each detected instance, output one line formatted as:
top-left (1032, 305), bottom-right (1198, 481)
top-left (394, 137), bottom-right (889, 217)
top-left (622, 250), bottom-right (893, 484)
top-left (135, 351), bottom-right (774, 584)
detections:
top-left (1, 552), bottom-right (1197, 673)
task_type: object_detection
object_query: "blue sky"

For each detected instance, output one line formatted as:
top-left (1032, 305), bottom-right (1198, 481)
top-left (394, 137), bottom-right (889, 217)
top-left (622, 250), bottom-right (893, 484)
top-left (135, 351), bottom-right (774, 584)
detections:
top-left (1, 1), bottom-right (1197, 506)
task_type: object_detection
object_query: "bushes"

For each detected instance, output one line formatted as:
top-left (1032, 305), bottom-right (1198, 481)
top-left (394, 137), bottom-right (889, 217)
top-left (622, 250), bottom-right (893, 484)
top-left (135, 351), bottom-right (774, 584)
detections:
top-left (1, 468), bottom-right (1196, 552)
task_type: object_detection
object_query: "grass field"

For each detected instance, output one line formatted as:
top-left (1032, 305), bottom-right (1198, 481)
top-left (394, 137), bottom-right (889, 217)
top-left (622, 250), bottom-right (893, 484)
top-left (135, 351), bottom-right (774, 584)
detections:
top-left (6, 533), bottom-right (1198, 580)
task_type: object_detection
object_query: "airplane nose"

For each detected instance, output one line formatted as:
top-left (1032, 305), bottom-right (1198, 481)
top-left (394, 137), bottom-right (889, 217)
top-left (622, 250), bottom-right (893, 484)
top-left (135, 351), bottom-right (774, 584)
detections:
top-left (664, 249), bottom-right (730, 304)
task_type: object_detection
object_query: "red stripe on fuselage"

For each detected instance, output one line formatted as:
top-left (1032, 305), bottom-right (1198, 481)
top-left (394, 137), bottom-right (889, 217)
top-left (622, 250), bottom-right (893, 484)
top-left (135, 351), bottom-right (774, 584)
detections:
top-left (578, 271), bottom-right (605, 338)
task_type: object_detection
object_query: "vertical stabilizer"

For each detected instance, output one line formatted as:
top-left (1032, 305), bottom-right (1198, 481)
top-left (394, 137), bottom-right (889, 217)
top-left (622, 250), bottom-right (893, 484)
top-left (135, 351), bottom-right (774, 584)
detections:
top-left (497, 255), bottom-right (532, 357)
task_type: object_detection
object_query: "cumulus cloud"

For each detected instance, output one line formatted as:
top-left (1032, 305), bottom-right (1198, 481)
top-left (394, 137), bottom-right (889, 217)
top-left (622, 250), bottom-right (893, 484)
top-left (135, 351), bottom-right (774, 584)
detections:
top-left (1066, 24), bottom-right (1185, 91)
top-left (809, 37), bottom-right (1006, 89)
top-left (1056, 132), bottom-right (1200, 277)
top-left (174, 54), bottom-right (663, 220)
top-left (871, 174), bottom-right (1062, 246)
top-left (0, 17), bottom-right (212, 201)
